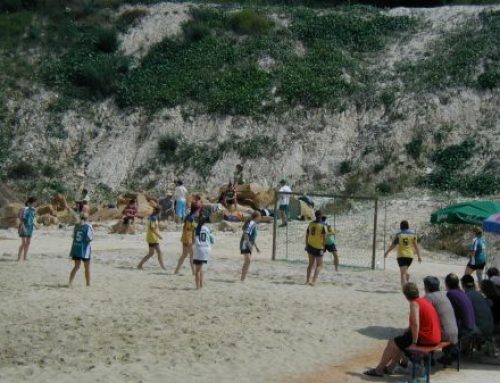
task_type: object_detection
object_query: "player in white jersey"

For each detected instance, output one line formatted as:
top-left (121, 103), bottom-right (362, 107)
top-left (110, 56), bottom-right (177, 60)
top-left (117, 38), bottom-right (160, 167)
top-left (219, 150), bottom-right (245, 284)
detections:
top-left (193, 216), bottom-right (214, 290)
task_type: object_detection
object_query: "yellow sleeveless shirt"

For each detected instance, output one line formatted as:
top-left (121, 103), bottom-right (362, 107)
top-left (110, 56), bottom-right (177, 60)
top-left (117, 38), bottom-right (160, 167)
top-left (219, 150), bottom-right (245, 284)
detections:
top-left (307, 222), bottom-right (325, 250)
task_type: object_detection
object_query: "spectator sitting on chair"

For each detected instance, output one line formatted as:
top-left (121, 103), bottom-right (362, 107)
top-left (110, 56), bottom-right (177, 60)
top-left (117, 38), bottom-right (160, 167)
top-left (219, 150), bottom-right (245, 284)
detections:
top-left (486, 267), bottom-right (500, 287)
top-left (480, 279), bottom-right (500, 331)
top-left (445, 273), bottom-right (476, 338)
top-left (461, 274), bottom-right (494, 337)
top-left (364, 283), bottom-right (441, 377)
top-left (423, 276), bottom-right (458, 345)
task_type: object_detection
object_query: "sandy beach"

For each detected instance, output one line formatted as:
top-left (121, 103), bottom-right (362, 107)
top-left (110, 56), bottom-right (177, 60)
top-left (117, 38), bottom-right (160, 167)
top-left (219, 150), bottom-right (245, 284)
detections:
top-left (0, 225), bottom-right (498, 383)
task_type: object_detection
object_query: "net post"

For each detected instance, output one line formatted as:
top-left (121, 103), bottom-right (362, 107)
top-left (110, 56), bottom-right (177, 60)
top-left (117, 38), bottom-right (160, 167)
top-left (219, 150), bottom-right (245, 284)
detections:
top-left (272, 188), bottom-right (278, 261)
top-left (371, 198), bottom-right (379, 270)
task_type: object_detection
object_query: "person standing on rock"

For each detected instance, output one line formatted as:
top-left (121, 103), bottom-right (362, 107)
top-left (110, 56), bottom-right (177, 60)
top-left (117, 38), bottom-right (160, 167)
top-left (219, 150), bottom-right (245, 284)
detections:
top-left (174, 202), bottom-right (201, 275)
top-left (278, 179), bottom-right (292, 227)
top-left (384, 220), bottom-right (422, 289)
top-left (233, 164), bottom-right (244, 186)
top-left (17, 196), bottom-right (37, 262)
top-left (69, 214), bottom-right (94, 287)
top-left (137, 207), bottom-right (166, 271)
top-left (174, 180), bottom-right (188, 224)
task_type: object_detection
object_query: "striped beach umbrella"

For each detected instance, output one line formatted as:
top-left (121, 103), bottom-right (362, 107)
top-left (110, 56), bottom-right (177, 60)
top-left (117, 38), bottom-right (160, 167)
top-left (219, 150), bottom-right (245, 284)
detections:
top-left (483, 213), bottom-right (500, 235)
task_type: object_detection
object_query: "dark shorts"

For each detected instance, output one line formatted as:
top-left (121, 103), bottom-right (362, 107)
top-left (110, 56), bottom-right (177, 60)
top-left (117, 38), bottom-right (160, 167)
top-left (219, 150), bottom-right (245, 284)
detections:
top-left (467, 262), bottom-right (485, 271)
top-left (306, 245), bottom-right (323, 257)
top-left (72, 257), bottom-right (90, 262)
top-left (397, 257), bottom-right (413, 268)
top-left (394, 331), bottom-right (413, 351)
top-left (279, 204), bottom-right (289, 214)
top-left (123, 217), bottom-right (134, 225)
top-left (241, 248), bottom-right (252, 255)
top-left (148, 243), bottom-right (160, 248)
top-left (193, 259), bottom-right (207, 265)
top-left (394, 331), bottom-right (439, 352)
top-left (325, 243), bottom-right (337, 253)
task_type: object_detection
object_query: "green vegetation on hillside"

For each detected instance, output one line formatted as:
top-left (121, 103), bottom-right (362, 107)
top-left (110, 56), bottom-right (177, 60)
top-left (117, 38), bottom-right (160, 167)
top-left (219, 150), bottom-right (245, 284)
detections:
top-left (422, 139), bottom-right (500, 196)
top-left (157, 134), bottom-right (280, 178)
top-left (398, 10), bottom-right (500, 91)
top-left (117, 6), bottom-right (416, 114)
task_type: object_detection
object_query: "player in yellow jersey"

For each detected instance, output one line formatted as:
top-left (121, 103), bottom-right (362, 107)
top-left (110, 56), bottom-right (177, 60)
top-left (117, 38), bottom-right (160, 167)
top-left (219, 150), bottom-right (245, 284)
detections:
top-left (174, 202), bottom-right (201, 275)
top-left (305, 210), bottom-right (327, 286)
top-left (137, 207), bottom-right (166, 270)
top-left (384, 220), bottom-right (422, 289)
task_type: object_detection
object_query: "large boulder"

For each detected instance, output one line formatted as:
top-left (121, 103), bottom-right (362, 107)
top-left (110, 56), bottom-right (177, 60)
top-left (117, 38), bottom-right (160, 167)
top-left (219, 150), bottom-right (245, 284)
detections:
top-left (90, 207), bottom-right (122, 222)
top-left (236, 183), bottom-right (275, 209)
top-left (39, 214), bottom-right (59, 226)
top-left (50, 193), bottom-right (70, 211)
top-left (0, 182), bottom-right (21, 208)
top-left (109, 220), bottom-right (136, 234)
top-left (0, 203), bottom-right (23, 228)
top-left (37, 204), bottom-right (57, 216)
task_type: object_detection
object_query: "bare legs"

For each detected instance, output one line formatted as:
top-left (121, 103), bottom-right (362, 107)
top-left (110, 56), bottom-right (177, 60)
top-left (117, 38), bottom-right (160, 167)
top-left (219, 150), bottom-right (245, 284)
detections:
top-left (279, 209), bottom-right (288, 227)
top-left (195, 264), bottom-right (204, 289)
top-left (306, 254), bottom-right (323, 286)
top-left (17, 237), bottom-right (31, 261)
top-left (373, 339), bottom-right (403, 374)
top-left (241, 254), bottom-right (251, 282)
top-left (138, 245), bottom-right (166, 270)
top-left (332, 251), bottom-right (339, 272)
top-left (69, 260), bottom-right (91, 287)
top-left (464, 266), bottom-right (484, 284)
top-left (400, 266), bottom-right (410, 289)
top-left (174, 244), bottom-right (194, 275)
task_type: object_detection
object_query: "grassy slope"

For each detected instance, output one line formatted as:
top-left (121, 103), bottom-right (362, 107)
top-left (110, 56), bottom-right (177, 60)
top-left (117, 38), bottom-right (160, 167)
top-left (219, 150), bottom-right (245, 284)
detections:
top-left (0, 2), bottom-right (499, 196)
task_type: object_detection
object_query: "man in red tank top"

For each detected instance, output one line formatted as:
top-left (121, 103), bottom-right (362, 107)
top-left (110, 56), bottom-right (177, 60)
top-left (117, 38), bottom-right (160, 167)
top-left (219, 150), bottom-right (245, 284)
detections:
top-left (364, 283), bottom-right (441, 377)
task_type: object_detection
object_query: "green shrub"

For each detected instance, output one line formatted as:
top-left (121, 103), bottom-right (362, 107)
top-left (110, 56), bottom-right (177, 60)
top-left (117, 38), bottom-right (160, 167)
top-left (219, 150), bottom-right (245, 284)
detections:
top-left (41, 163), bottom-right (60, 178)
top-left (405, 136), bottom-right (424, 161)
top-left (93, 27), bottom-right (118, 53)
top-left (43, 47), bottom-right (129, 100)
top-left (432, 139), bottom-right (475, 171)
top-left (0, 11), bottom-right (34, 49)
top-left (7, 160), bottom-right (37, 179)
top-left (116, 8), bottom-right (148, 32)
top-left (338, 160), bottom-right (352, 175)
top-left (158, 135), bottom-right (179, 159)
top-left (399, 10), bottom-right (500, 91)
top-left (182, 21), bottom-right (211, 43)
top-left (477, 68), bottom-right (500, 89)
top-left (229, 9), bottom-right (273, 35)
top-left (376, 180), bottom-right (392, 195)
top-left (231, 135), bottom-right (277, 159)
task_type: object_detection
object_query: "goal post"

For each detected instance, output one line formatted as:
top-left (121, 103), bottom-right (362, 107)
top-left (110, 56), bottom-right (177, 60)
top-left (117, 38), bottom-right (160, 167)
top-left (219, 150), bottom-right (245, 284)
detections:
top-left (271, 191), bottom-right (379, 270)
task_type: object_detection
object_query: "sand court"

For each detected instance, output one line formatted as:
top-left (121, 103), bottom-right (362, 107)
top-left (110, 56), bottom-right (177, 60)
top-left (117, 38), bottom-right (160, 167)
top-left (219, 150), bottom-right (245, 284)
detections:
top-left (0, 227), bottom-right (498, 383)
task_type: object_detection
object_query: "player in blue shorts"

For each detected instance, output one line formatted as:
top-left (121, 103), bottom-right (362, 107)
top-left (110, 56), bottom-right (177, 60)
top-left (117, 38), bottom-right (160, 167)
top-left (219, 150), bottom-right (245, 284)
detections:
top-left (69, 215), bottom-right (94, 287)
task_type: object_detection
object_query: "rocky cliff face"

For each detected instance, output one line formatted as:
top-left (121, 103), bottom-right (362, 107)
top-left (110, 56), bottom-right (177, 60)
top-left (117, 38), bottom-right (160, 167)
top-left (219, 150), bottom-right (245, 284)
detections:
top-left (3, 4), bottom-right (500, 198)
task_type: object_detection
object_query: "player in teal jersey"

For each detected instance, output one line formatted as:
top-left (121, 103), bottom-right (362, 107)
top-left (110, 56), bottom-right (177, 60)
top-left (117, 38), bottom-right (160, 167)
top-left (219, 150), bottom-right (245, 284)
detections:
top-left (69, 215), bottom-right (94, 287)
top-left (17, 197), bottom-right (37, 262)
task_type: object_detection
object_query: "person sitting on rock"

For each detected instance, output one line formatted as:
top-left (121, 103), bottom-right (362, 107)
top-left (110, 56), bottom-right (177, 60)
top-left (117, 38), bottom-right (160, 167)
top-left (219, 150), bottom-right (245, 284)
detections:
top-left (122, 198), bottom-right (137, 226)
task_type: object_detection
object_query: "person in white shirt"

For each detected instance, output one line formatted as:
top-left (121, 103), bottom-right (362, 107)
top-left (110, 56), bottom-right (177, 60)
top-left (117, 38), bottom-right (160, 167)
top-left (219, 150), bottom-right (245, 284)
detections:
top-left (278, 179), bottom-right (292, 227)
top-left (193, 216), bottom-right (214, 290)
top-left (174, 180), bottom-right (188, 223)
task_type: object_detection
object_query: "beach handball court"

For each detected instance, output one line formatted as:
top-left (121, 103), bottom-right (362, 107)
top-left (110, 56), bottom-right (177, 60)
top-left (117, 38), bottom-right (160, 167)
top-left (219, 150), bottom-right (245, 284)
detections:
top-left (1, 222), bottom-right (499, 383)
